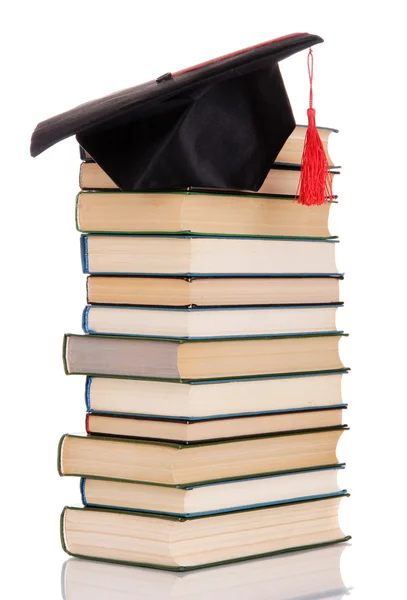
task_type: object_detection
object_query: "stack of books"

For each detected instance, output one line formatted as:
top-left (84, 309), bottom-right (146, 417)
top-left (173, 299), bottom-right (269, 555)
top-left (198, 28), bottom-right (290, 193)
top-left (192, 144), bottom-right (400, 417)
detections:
top-left (57, 124), bottom-right (350, 570)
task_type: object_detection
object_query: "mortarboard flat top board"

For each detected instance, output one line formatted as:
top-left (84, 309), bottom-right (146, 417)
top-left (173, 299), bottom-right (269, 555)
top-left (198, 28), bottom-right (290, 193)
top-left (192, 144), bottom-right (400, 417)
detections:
top-left (30, 33), bottom-right (323, 193)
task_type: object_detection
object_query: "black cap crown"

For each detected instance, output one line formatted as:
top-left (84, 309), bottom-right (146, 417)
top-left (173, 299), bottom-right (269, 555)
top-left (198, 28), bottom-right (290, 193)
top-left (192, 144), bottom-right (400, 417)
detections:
top-left (30, 33), bottom-right (322, 192)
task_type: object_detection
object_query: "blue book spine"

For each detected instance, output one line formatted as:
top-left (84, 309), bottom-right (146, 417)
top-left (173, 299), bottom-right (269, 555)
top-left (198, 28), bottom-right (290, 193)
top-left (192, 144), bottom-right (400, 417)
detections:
top-left (80, 235), bottom-right (89, 274)
top-left (85, 377), bottom-right (92, 411)
top-left (82, 306), bottom-right (91, 333)
top-left (80, 478), bottom-right (87, 505)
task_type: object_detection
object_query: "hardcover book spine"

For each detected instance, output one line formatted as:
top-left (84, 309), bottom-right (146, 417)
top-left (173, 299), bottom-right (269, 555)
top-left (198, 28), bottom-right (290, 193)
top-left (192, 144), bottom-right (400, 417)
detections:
top-left (80, 236), bottom-right (89, 274)
top-left (79, 162), bottom-right (84, 189)
top-left (82, 306), bottom-right (91, 333)
top-left (85, 377), bottom-right (92, 411)
top-left (80, 478), bottom-right (87, 505)
top-left (85, 276), bottom-right (90, 304)
top-left (62, 335), bottom-right (70, 375)
top-left (57, 434), bottom-right (67, 476)
top-left (79, 147), bottom-right (88, 161)
top-left (75, 193), bottom-right (81, 232)
top-left (60, 508), bottom-right (69, 555)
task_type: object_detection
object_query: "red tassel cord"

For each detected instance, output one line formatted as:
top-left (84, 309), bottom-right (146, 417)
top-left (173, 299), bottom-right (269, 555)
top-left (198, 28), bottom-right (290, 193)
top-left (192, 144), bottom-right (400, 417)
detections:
top-left (296, 49), bottom-right (333, 206)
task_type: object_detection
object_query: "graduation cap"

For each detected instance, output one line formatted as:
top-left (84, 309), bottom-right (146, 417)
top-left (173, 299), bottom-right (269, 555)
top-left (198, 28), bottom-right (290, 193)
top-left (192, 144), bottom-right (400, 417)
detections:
top-left (31, 32), bottom-right (330, 203)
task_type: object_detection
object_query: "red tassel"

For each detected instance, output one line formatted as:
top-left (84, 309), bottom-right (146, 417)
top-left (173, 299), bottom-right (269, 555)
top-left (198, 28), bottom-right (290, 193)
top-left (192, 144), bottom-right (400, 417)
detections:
top-left (296, 49), bottom-right (333, 206)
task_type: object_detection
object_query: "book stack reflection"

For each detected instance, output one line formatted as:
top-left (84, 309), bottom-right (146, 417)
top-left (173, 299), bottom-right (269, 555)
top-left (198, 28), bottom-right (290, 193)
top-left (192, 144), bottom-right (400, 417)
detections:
top-left (62, 545), bottom-right (351, 600)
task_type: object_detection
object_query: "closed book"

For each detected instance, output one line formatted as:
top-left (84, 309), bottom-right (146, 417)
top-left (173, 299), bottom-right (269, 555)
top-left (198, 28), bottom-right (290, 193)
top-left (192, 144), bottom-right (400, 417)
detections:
top-left (58, 428), bottom-right (346, 486)
top-left (80, 466), bottom-right (346, 517)
top-left (86, 275), bottom-right (342, 307)
top-left (85, 408), bottom-right (344, 443)
top-left (273, 124), bottom-right (337, 166)
top-left (81, 235), bottom-right (339, 276)
top-left (62, 543), bottom-right (349, 600)
top-left (76, 190), bottom-right (335, 238)
top-left (85, 371), bottom-right (347, 419)
top-left (82, 303), bottom-right (341, 338)
top-left (64, 332), bottom-right (345, 381)
top-left (79, 162), bottom-right (339, 196)
top-left (61, 495), bottom-right (349, 570)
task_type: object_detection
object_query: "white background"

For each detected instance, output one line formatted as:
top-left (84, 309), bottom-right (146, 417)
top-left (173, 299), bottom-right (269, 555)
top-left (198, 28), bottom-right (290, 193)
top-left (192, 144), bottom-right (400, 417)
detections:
top-left (2, 1), bottom-right (406, 597)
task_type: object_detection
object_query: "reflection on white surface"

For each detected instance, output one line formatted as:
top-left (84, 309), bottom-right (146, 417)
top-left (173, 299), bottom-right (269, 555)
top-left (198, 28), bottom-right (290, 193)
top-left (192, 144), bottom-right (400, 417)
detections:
top-left (61, 543), bottom-right (351, 600)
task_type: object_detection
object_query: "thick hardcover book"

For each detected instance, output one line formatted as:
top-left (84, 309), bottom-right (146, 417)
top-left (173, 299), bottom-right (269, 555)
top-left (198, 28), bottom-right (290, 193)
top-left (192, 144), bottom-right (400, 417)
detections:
top-left (75, 190), bottom-right (336, 238)
top-left (82, 303), bottom-right (342, 338)
top-left (80, 465), bottom-right (346, 517)
top-left (85, 371), bottom-right (347, 419)
top-left (58, 427), bottom-right (346, 486)
top-left (80, 234), bottom-right (339, 276)
top-left (61, 495), bottom-right (350, 570)
top-left (61, 543), bottom-right (350, 600)
top-left (63, 332), bottom-right (346, 381)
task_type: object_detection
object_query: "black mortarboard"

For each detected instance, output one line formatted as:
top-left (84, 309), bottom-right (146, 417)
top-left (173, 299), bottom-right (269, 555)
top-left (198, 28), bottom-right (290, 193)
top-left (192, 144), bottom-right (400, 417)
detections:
top-left (30, 33), bottom-right (322, 192)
